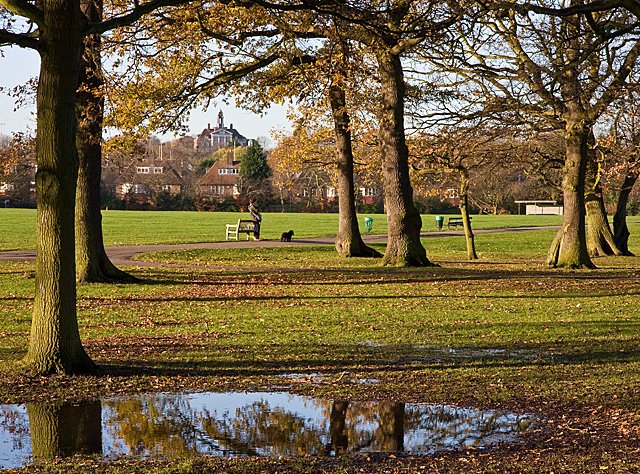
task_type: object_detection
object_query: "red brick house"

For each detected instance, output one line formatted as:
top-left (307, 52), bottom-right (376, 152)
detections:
top-left (114, 158), bottom-right (187, 204)
top-left (198, 153), bottom-right (241, 198)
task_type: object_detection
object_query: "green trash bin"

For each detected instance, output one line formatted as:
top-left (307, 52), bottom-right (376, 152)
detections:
top-left (364, 216), bottom-right (374, 233)
top-left (435, 215), bottom-right (444, 231)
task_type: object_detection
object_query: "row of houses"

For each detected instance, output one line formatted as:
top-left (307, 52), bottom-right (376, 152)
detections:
top-left (106, 111), bottom-right (381, 208)
top-left (110, 149), bottom-right (381, 207)
top-left (110, 111), bottom-right (249, 203)
top-left (0, 110), bottom-right (383, 209)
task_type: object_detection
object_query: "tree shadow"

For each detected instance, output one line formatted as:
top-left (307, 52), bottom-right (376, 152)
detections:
top-left (90, 339), bottom-right (640, 379)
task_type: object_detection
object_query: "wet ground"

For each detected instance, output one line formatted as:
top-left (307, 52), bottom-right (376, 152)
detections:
top-left (0, 390), bottom-right (533, 469)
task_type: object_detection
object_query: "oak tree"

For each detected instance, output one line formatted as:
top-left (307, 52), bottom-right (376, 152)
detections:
top-left (423, 2), bottom-right (640, 268)
top-left (1, 0), bottom-right (193, 374)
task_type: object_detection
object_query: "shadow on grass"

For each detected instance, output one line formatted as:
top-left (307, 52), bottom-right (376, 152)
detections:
top-left (129, 265), bottom-right (640, 287)
top-left (89, 340), bottom-right (640, 379)
top-left (81, 290), bottom-right (640, 304)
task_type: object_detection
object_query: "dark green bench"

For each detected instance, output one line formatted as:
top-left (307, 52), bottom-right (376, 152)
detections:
top-left (447, 217), bottom-right (471, 229)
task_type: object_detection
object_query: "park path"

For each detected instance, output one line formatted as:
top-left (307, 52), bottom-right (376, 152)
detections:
top-left (0, 226), bottom-right (559, 268)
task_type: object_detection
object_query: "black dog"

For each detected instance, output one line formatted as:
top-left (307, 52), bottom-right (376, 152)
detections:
top-left (280, 230), bottom-right (294, 242)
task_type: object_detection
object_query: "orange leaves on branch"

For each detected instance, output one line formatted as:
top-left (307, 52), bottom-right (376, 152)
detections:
top-left (0, 133), bottom-right (35, 176)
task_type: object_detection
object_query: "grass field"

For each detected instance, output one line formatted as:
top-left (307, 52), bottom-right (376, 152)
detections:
top-left (0, 208), bottom-right (570, 250)
top-left (0, 212), bottom-right (638, 472)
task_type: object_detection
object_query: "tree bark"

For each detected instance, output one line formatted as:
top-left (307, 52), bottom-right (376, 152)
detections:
top-left (459, 169), bottom-right (478, 260)
top-left (613, 171), bottom-right (638, 255)
top-left (28, 401), bottom-right (102, 461)
top-left (547, 121), bottom-right (594, 268)
top-left (377, 51), bottom-right (432, 267)
top-left (75, 0), bottom-right (137, 283)
top-left (329, 84), bottom-right (382, 258)
top-left (26, 0), bottom-right (97, 374)
top-left (584, 136), bottom-right (621, 257)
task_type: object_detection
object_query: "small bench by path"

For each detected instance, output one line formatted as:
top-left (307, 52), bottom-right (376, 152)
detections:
top-left (447, 217), bottom-right (471, 229)
top-left (226, 219), bottom-right (255, 241)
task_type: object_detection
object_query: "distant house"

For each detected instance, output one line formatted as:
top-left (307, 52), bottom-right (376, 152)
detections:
top-left (198, 153), bottom-right (241, 198)
top-left (114, 158), bottom-right (187, 204)
top-left (359, 186), bottom-right (380, 205)
top-left (194, 110), bottom-right (249, 152)
top-left (0, 162), bottom-right (36, 207)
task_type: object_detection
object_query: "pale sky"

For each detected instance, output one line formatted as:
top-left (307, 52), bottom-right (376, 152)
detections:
top-left (0, 46), bottom-right (292, 144)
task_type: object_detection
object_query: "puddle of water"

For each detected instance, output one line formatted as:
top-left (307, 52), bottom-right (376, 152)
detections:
top-left (359, 344), bottom-right (550, 363)
top-left (0, 392), bottom-right (533, 469)
top-left (408, 347), bottom-right (550, 363)
top-left (277, 373), bottom-right (380, 386)
top-left (435, 348), bottom-right (545, 359)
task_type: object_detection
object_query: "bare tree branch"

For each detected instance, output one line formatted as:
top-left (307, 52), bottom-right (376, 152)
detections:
top-left (0, 28), bottom-right (39, 49)
top-left (89, 0), bottom-right (191, 34)
top-left (0, 0), bottom-right (44, 26)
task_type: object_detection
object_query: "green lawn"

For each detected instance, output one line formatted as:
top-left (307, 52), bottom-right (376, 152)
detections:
top-left (0, 207), bottom-right (570, 250)
top-left (0, 217), bottom-right (638, 472)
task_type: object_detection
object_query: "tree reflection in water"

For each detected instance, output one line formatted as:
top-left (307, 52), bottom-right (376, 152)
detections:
top-left (326, 401), bottom-right (349, 456)
top-left (27, 401), bottom-right (102, 462)
top-left (0, 392), bottom-right (533, 468)
top-left (105, 394), bottom-right (205, 458)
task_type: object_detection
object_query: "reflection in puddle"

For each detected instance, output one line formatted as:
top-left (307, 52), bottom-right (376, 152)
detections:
top-left (0, 392), bottom-right (533, 469)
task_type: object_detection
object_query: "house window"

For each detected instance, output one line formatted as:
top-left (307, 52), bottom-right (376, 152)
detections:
top-left (327, 187), bottom-right (337, 198)
top-left (133, 184), bottom-right (147, 194)
top-left (360, 187), bottom-right (376, 197)
top-left (136, 166), bottom-right (150, 174)
top-left (121, 183), bottom-right (133, 194)
top-left (154, 167), bottom-right (164, 174)
top-left (162, 184), bottom-right (172, 191)
top-left (218, 168), bottom-right (238, 175)
top-left (446, 188), bottom-right (459, 199)
top-left (208, 185), bottom-right (226, 194)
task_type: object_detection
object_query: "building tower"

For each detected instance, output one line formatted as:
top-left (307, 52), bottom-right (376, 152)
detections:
top-left (217, 110), bottom-right (224, 129)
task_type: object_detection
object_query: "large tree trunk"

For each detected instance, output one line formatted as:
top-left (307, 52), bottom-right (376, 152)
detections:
top-left (547, 121), bottom-right (594, 269)
top-left (26, 0), bottom-right (96, 374)
top-left (585, 194), bottom-right (619, 257)
top-left (613, 171), bottom-right (638, 255)
top-left (329, 84), bottom-right (382, 258)
top-left (584, 136), bottom-right (621, 257)
top-left (459, 169), bottom-right (478, 260)
top-left (76, 0), bottom-right (136, 283)
top-left (28, 401), bottom-right (102, 462)
top-left (377, 52), bottom-right (432, 267)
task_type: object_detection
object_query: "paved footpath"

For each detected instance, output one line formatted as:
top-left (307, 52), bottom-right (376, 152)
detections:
top-left (0, 226), bottom-right (559, 267)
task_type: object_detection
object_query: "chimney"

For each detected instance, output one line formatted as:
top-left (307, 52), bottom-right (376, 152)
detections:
top-left (230, 123), bottom-right (233, 130)
top-left (207, 123), bottom-right (211, 130)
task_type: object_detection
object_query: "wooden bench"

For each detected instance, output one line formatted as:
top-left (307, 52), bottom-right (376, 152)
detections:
top-left (447, 217), bottom-right (471, 229)
top-left (226, 219), bottom-right (255, 240)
